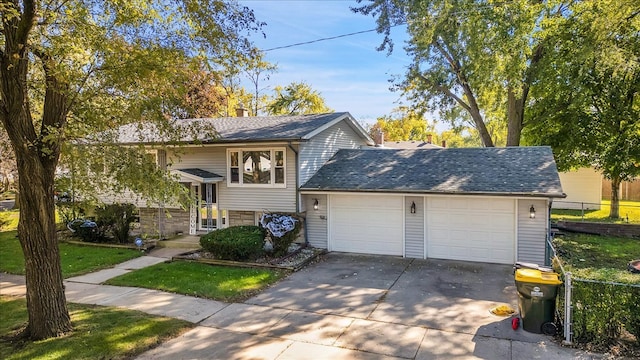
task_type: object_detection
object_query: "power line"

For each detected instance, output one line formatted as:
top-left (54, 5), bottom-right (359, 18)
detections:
top-left (262, 24), bottom-right (404, 52)
top-left (259, 2), bottom-right (525, 52)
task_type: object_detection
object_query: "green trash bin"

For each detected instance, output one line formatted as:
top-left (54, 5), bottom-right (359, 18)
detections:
top-left (514, 268), bottom-right (563, 335)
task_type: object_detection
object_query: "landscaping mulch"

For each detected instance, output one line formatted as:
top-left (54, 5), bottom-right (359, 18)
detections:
top-left (175, 244), bottom-right (325, 271)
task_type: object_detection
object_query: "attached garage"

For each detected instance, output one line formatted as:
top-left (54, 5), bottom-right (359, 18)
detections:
top-left (329, 194), bottom-right (403, 255)
top-left (427, 197), bottom-right (515, 264)
top-left (301, 147), bottom-right (566, 265)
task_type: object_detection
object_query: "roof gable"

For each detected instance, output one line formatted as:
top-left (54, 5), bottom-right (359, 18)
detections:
top-left (301, 147), bottom-right (565, 197)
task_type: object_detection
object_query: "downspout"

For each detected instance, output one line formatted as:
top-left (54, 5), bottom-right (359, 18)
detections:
top-left (287, 142), bottom-right (300, 213)
top-left (546, 199), bottom-right (553, 266)
top-left (288, 142), bottom-right (308, 245)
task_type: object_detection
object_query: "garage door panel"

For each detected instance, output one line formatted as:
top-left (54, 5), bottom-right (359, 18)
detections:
top-left (330, 195), bottom-right (403, 256)
top-left (427, 197), bottom-right (515, 264)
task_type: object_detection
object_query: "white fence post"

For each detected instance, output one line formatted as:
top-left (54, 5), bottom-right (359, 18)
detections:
top-left (564, 272), bottom-right (573, 345)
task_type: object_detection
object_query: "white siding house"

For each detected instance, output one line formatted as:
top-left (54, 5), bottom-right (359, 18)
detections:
top-left (301, 147), bottom-right (565, 265)
top-left (110, 112), bottom-right (372, 237)
top-left (553, 167), bottom-right (602, 210)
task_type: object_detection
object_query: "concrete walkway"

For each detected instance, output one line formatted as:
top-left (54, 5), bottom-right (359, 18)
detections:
top-left (0, 250), bottom-right (605, 360)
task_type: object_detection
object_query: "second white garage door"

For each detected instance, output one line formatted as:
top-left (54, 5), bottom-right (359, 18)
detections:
top-left (427, 197), bottom-right (515, 264)
top-left (329, 195), bottom-right (403, 255)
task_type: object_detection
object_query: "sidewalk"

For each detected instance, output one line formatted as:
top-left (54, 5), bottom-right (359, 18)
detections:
top-left (0, 249), bottom-right (605, 360)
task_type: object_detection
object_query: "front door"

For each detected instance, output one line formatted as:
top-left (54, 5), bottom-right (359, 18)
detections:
top-left (193, 184), bottom-right (217, 232)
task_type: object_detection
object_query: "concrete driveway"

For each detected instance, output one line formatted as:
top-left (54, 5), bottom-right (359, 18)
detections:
top-left (141, 253), bottom-right (594, 359)
top-left (244, 254), bottom-right (549, 356)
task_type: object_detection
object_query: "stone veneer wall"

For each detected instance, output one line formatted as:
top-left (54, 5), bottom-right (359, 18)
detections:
top-left (137, 207), bottom-right (190, 238)
top-left (228, 210), bottom-right (256, 226)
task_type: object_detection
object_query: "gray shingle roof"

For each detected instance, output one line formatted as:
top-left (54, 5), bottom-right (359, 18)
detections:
top-left (301, 147), bottom-right (565, 197)
top-left (114, 112), bottom-right (369, 144)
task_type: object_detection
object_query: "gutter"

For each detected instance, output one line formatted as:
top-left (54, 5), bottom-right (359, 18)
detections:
top-left (287, 142), bottom-right (300, 212)
top-left (299, 188), bottom-right (567, 198)
top-left (288, 142), bottom-right (309, 246)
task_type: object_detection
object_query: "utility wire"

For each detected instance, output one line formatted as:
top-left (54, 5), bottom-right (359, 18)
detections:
top-left (262, 23), bottom-right (405, 52)
top-left (260, 2), bottom-right (525, 52)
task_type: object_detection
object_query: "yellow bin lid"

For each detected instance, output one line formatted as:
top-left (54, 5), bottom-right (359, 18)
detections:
top-left (515, 268), bottom-right (562, 285)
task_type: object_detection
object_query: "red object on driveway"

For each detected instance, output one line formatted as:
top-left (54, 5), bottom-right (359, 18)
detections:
top-left (512, 317), bottom-right (520, 330)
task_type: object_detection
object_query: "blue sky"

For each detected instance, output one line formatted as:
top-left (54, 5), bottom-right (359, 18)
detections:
top-left (239, 0), bottom-right (411, 124)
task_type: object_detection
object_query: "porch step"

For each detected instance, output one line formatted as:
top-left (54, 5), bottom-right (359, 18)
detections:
top-left (156, 235), bottom-right (202, 250)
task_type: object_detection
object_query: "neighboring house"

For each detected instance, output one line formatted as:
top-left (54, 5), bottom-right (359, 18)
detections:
top-left (111, 112), bottom-right (373, 236)
top-left (552, 167), bottom-right (602, 210)
top-left (300, 147), bottom-right (565, 265)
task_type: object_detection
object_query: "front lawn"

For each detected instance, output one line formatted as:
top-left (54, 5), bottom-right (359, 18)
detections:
top-left (105, 261), bottom-right (286, 302)
top-left (551, 200), bottom-right (640, 224)
top-left (553, 232), bottom-right (640, 284)
top-left (0, 296), bottom-right (193, 360)
top-left (0, 230), bottom-right (141, 278)
top-left (0, 210), bottom-right (19, 231)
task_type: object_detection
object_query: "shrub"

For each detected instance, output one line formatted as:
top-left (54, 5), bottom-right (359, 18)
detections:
top-left (95, 203), bottom-right (137, 243)
top-left (68, 219), bottom-right (105, 242)
top-left (199, 226), bottom-right (265, 261)
top-left (568, 280), bottom-right (640, 347)
top-left (259, 213), bottom-right (301, 257)
top-left (56, 195), bottom-right (91, 226)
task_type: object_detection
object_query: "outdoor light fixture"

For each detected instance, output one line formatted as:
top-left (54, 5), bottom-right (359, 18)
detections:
top-left (313, 199), bottom-right (319, 211)
top-left (410, 201), bottom-right (416, 214)
top-left (529, 205), bottom-right (536, 219)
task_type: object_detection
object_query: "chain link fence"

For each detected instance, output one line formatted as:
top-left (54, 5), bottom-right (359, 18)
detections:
top-left (547, 239), bottom-right (640, 348)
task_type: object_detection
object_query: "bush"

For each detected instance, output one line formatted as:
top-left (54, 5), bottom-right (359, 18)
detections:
top-left (68, 219), bottom-right (105, 242)
top-left (259, 213), bottom-right (301, 257)
top-left (199, 226), bottom-right (265, 261)
top-left (56, 196), bottom-right (91, 226)
top-left (95, 203), bottom-right (137, 243)
top-left (567, 280), bottom-right (640, 348)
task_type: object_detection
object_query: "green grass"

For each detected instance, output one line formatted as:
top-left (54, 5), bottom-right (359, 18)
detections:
top-left (0, 296), bottom-right (193, 360)
top-left (105, 261), bottom-right (286, 302)
top-left (553, 232), bottom-right (640, 284)
top-left (0, 231), bottom-right (142, 278)
top-left (0, 210), bottom-right (19, 231)
top-left (551, 200), bottom-right (640, 224)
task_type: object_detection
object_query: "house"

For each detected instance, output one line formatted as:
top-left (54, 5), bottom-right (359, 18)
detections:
top-left (111, 112), bottom-right (565, 265)
top-left (300, 147), bottom-right (565, 265)
top-left (112, 111), bottom-right (373, 236)
top-left (552, 167), bottom-right (602, 210)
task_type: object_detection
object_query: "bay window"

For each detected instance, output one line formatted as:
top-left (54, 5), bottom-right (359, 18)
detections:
top-left (228, 149), bottom-right (286, 186)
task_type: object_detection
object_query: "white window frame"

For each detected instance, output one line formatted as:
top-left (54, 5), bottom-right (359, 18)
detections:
top-left (227, 148), bottom-right (286, 188)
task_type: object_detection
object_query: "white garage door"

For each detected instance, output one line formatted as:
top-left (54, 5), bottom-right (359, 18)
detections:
top-left (427, 197), bottom-right (515, 264)
top-left (329, 195), bottom-right (403, 255)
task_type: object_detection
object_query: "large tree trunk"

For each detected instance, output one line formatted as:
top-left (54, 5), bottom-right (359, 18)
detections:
top-left (609, 176), bottom-right (621, 219)
top-left (468, 104), bottom-right (495, 147)
top-left (1, 0), bottom-right (72, 339)
top-left (506, 88), bottom-right (525, 147)
top-left (17, 152), bottom-right (72, 339)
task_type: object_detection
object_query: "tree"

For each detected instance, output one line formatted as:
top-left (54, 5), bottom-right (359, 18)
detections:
top-left (0, 129), bottom-right (16, 193)
top-left (369, 107), bottom-right (436, 141)
top-left (266, 82), bottom-right (332, 115)
top-left (178, 69), bottom-right (227, 119)
top-left (244, 50), bottom-right (277, 116)
top-left (0, 0), bottom-right (261, 340)
top-left (353, 0), bottom-right (566, 147)
top-left (524, 0), bottom-right (640, 218)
